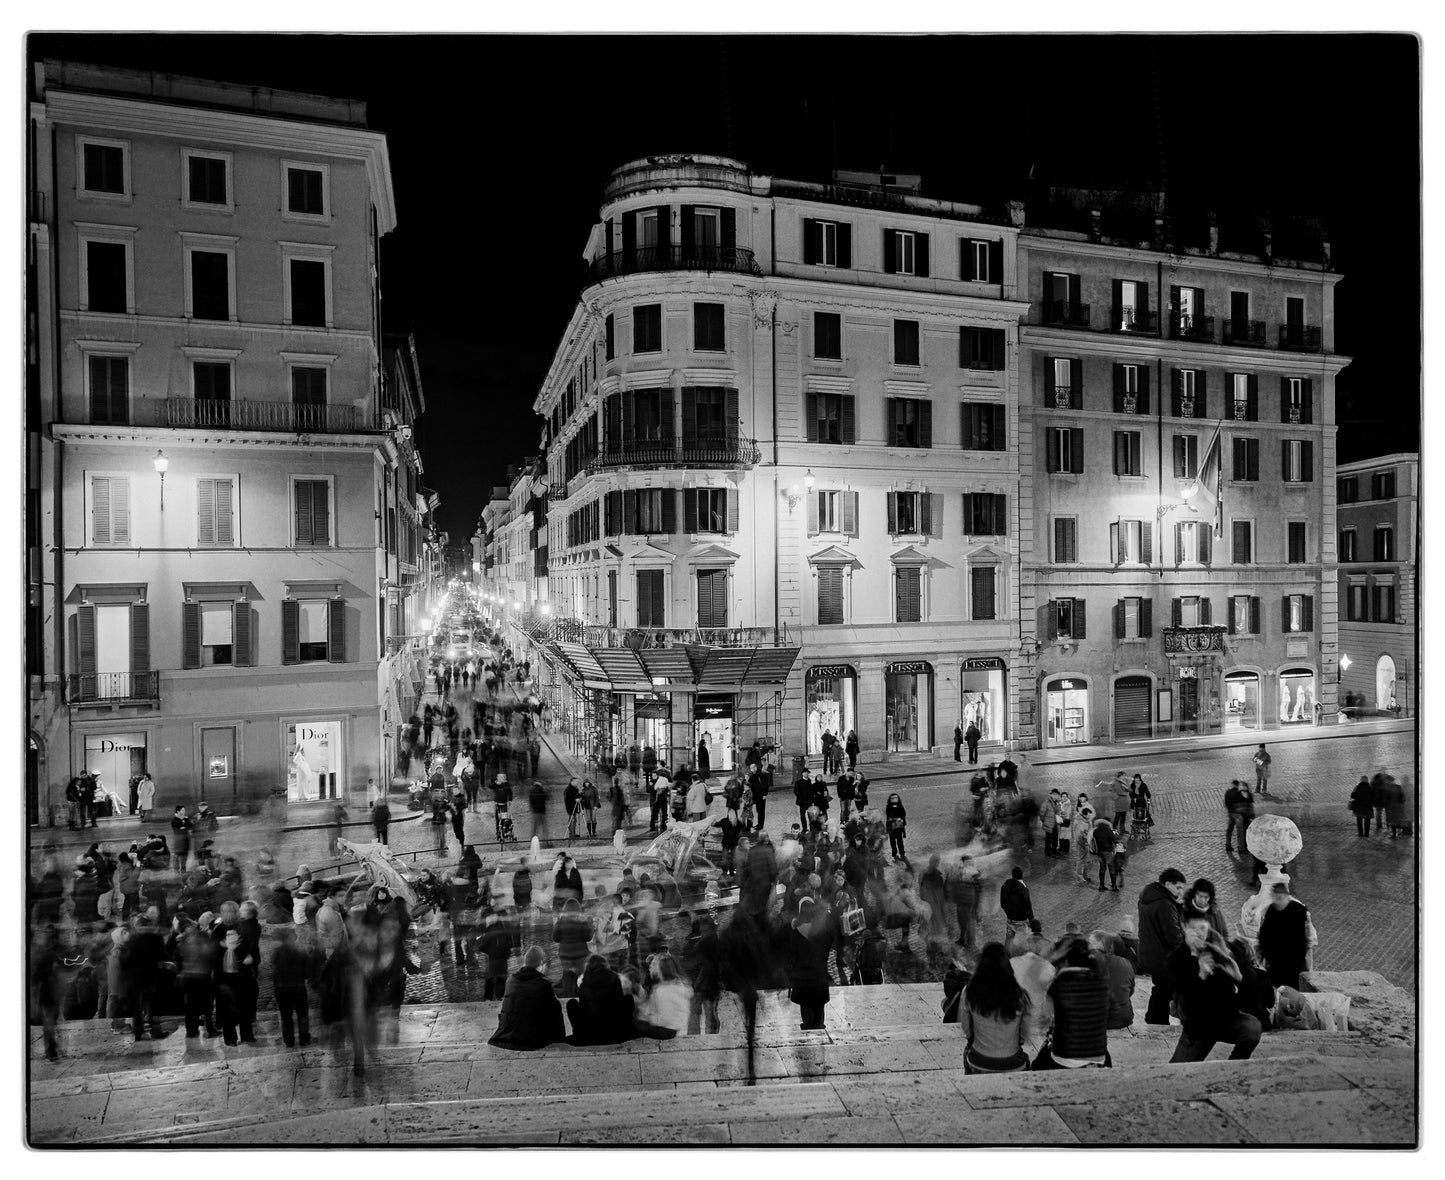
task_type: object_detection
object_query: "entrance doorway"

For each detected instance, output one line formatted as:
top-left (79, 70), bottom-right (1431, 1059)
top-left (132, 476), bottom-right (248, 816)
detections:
top-left (885, 661), bottom-right (934, 752)
top-left (1113, 676), bottom-right (1152, 741)
top-left (694, 694), bottom-right (734, 774)
top-left (1376, 655), bottom-right (1396, 712)
top-left (806, 665), bottom-right (857, 756)
top-left (1224, 671), bottom-right (1260, 730)
top-left (1045, 677), bottom-right (1090, 746)
top-left (1278, 668), bottom-right (1316, 726)
top-left (84, 732), bottom-right (147, 813)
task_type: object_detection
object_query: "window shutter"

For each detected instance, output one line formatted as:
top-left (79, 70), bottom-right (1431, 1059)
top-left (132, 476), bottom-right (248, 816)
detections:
top-left (963, 493), bottom-right (976, 534)
top-left (1250, 442), bottom-right (1259, 483)
top-left (1047, 430), bottom-right (1060, 473)
top-left (1199, 525), bottom-right (1212, 565)
top-left (803, 218), bottom-right (817, 264)
top-left (621, 211), bottom-right (637, 258)
top-left (919, 400), bottom-right (932, 449)
top-left (1247, 374), bottom-right (1258, 420)
top-left (1281, 439), bottom-right (1290, 481)
top-left (652, 571), bottom-right (666, 626)
top-left (886, 397), bottom-right (897, 444)
top-left (327, 597), bottom-right (346, 663)
top-left (883, 229), bottom-right (897, 273)
top-left (837, 224), bottom-right (852, 268)
top-left (818, 566), bottom-right (844, 625)
top-left (1171, 369), bottom-right (1183, 416)
top-left (1040, 603), bottom-right (1056, 642)
top-left (1171, 597), bottom-right (1182, 628)
top-left (294, 481), bottom-right (313, 545)
top-left (1111, 279), bottom-right (1123, 327)
top-left (989, 240), bottom-right (1003, 285)
top-left (1137, 368), bottom-right (1150, 414)
top-left (920, 493), bottom-right (933, 537)
top-left (1075, 600), bottom-right (1087, 639)
top-left (1070, 428), bottom-right (1084, 474)
top-left (840, 395), bottom-right (855, 444)
top-left (1110, 522), bottom-right (1120, 565)
top-left (1279, 376), bottom-right (1292, 423)
top-left (958, 326), bottom-right (968, 367)
top-left (726, 488), bottom-right (738, 533)
top-left (110, 478), bottom-right (130, 545)
top-left (1228, 598), bottom-right (1239, 635)
top-left (182, 601), bottom-right (201, 669)
top-left (1113, 364), bottom-right (1125, 413)
top-left (807, 491), bottom-right (819, 535)
top-left (1200, 597), bottom-right (1212, 626)
top-left (1114, 600), bottom-right (1125, 638)
top-left (961, 239), bottom-right (975, 281)
top-left (1194, 371), bottom-right (1207, 419)
top-left (661, 489), bottom-right (677, 534)
top-left (1301, 378), bottom-right (1313, 424)
top-left (1043, 355), bottom-right (1055, 406)
top-left (90, 477), bottom-right (111, 544)
top-left (125, 601), bottom-right (151, 676)
top-left (915, 233), bottom-right (930, 277)
top-left (197, 479), bottom-right (215, 545)
top-left (281, 598), bottom-right (299, 665)
top-left (1281, 595), bottom-right (1292, 632)
top-left (721, 208), bottom-right (736, 251)
top-left (1174, 522), bottom-right (1184, 565)
top-left (215, 479), bottom-right (234, 545)
top-left (994, 493), bottom-right (1008, 535)
top-left (232, 600), bottom-right (253, 667)
top-left (1303, 595), bottom-right (1314, 632)
top-left (1140, 522), bottom-right (1153, 565)
top-left (1141, 599), bottom-right (1154, 637)
top-left (806, 393), bottom-right (819, 442)
top-left (659, 388), bottom-right (675, 441)
top-left (1303, 441), bottom-right (1314, 482)
top-left (684, 489), bottom-right (698, 534)
top-left (725, 389), bottom-right (739, 447)
top-left (654, 205), bottom-right (670, 245)
top-left (77, 602), bottom-right (96, 675)
top-left (681, 387), bottom-right (697, 438)
top-left (887, 492), bottom-right (898, 534)
top-left (1173, 437), bottom-right (1186, 479)
top-left (1249, 596), bottom-right (1261, 634)
top-left (990, 404), bottom-right (1006, 449)
top-left (1113, 432), bottom-right (1125, 475)
top-left (623, 490), bottom-right (637, 534)
top-left (843, 491), bottom-right (858, 536)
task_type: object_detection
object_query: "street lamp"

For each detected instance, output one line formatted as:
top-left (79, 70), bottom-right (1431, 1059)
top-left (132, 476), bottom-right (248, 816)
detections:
top-left (1156, 481), bottom-right (1197, 524)
top-left (803, 469), bottom-right (816, 490)
top-left (153, 450), bottom-right (169, 509)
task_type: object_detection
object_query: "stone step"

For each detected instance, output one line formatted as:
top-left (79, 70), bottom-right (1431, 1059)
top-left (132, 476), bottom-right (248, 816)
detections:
top-left (64, 1049), bottom-right (1417, 1146)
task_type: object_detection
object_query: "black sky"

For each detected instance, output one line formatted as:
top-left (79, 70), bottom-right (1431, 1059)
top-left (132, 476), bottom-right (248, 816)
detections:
top-left (27, 32), bottom-right (1421, 543)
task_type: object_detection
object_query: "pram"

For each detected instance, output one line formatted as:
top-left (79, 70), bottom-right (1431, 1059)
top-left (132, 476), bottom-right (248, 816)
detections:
top-left (1128, 796), bottom-right (1154, 843)
top-left (495, 804), bottom-right (515, 845)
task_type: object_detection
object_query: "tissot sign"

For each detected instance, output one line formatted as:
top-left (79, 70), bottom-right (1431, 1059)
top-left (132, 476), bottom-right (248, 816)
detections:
top-left (886, 661), bottom-right (930, 674)
top-left (961, 657), bottom-right (1005, 670)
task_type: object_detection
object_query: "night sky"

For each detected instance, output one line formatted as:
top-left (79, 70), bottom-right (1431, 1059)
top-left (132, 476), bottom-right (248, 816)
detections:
top-left (27, 32), bottom-right (1421, 544)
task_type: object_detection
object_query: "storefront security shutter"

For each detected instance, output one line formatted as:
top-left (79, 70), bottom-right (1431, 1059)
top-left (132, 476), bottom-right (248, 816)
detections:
top-left (1114, 676), bottom-right (1152, 741)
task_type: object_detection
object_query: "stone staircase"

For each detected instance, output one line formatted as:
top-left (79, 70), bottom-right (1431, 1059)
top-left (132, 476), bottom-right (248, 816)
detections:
top-left (30, 976), bottom-right (1415, 1147)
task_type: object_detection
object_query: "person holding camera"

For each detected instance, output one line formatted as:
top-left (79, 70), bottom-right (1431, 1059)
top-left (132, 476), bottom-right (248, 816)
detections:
top-left (1166, 912), bottom-right (1261, 1063)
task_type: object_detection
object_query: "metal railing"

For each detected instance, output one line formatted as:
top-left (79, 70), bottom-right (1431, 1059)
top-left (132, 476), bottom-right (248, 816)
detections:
top-left (1169, 312), bottom-right (1216, 343)
top-left (1051, 384), bottom-right (1076, 409)
top-left (1222, 318), bottom-right (1267, 347)
top-left (1114, 308), bottom-right (1157, 333)
top-left (589, 244), bottom-right (762, 281)
top-left (165, 397), bottom-right (361, 432)
top-left (1161, 626), bottom-right (1227, 655)
top-left (546, 483), bottom-right (570, 500)
top-left (68, 670), bottom-right (160, 704)
top-left (1043, 300), bottom-right (1091, 327)
top-left (588, 433), bottom-right (761, 471)
top-left (582, 624), bottom-right (787, 650)
top-left (1278, 324), bottom-right (1323, 352)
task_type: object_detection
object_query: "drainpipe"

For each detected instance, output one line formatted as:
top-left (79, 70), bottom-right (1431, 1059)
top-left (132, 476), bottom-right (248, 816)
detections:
top-left (770, 204), bottom-right (780, 636)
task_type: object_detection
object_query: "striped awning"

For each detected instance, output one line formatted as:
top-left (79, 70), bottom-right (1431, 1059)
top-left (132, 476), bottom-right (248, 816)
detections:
top-left (592, 646), bottom-right (653, 693)
top-left (636, 647), bottom-right (696, 684)
top-left (550, 642), bottom-right (611, 690)
top-left (685, 644), bottom-right (801, 688)
top-left (547, 641), bottom-right (799, 693)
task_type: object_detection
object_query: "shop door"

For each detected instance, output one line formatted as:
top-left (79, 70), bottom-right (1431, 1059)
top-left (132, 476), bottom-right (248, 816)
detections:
top-left (1177, 679), bottom-right (1200, 733)
top-left (1114, 677), bottom-right (1152, 741)
top-left (201, 726), bottom-right (238, 806)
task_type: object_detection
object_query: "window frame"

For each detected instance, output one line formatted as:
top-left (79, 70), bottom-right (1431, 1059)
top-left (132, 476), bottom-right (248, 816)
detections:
top-left (78, 225), bottom-right (136, 315)
top-left (86, 472), bottom-right (133, 547)
top-left (891, 490), bottom-right (923, 536)
top-left (1339, 528), bottom-right (1357, 562)
top-left (693, 302), bottom-right (726, 352)
top-left (194, 473), bottom-right (240, 548)
top-left (1283, 439), bottom-right (1307, 484)
top-left (817, 220), bottom-right (839, 267)
top-left (895, 230), bottom-right (917, 275)
top-left (282, 242), bottom-right (335, 329)
top-left (893, 318), bottom-right (921, 367)
top-left (818, 489), bottom-right (841, 533)
top-left (814, 311), bottom-right (843, 360)
top-left (894, 563), bottom-right (924, 623)
top-left (632, 304), bottom-right (663, 354)
top-left (1113, 430), bottom-right (1144, 477)
top-left (190, 356), bottom-right (235, 402)
top-left (291, 475), bottom-right (336, 548)
top-left (1374, 526), bottom-right (1396, 561)
top-left (281, 159), bottom-right (331, 224)
top-left (970, 240), bottom-right (990, 283)
top-left (1232, 518), bottom-right (1254, 565)
top-left (1287, 521), bottom-right (1307, 564)
top-left (76, 136), bottom-right (131, 202)
top-left (815, 563), bottom-right (847, 625)
top-left (197, 600), bottom-right (237, 667)
top-left (1053, 516), bottom-right (1079, 564)
top-left (181, 148), bottom-right (234, 213)
top-left (181, 233), bottom-right (238, 322)
top-left (82, 348), bottom-right (133, 425)
top-left (969, 564), bottom-right (998, 621)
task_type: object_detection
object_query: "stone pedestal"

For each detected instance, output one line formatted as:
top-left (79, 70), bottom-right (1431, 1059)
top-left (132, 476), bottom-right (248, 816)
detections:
top-left (1239, 813), bottom-right (1303, 943)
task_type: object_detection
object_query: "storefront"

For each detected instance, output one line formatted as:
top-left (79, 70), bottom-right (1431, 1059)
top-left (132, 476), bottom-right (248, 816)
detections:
top-left (633, 694), bottom-right (672, 767)
top-left (83, 731), bottom-right (147, 812)
top-left (885, 660), bottom-right (933, 752)
top-left (1224, 670), bottom-right (1261, 731)
top-left (1044, 677), bottom-right (1090, 746)
top-left (286, 718), bottom-right (344, 801)
top-left (694, 694), bottom-right (735, 773)
top-left (1168, 662), bottom-right (1223, 737)
top-left (1278, 667), bottom-right (1317, 726)
top-left (806, 664), bottom-right (857, 756)
top-left (960, 657), bottom-right (1007, 745)
top-left (1113, 675), bottom-right (1153, 741)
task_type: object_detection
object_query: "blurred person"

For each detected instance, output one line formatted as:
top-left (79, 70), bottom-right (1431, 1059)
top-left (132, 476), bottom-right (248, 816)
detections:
top-left (553, 853), bottom-right (584, 911)
top-left (552, 898), bottom-right (594, 992)
top-left (1071, 796), bottom-right (1095, 884)
top-left (1138, 867), bottom-right (1187, 1024)
top-left (949, 856), bottom-right (983, 951)
top-left (1257, 883), bottom-right (1317, 992)
top-left (1054, 789), bottom-right (1074, 856)
top-left (488, 945), bottom-right (564, 1050)
top-left (1088, 929), bottom-right (1136, 1029)
top-left (214, 927), bottom-right (257, 1045)
top-left (1090, 811), bottom-right (1118, 891)
top-left (641, 952), bottom-right (693, 1033)
top-left (30, 926), bottom-right (65, 1060)
top-left (271, 924), bottom-right (313, 1047)
top-left (786, 896), bottom-right (835, 1030)
top-left (122, 909), bottom-right (171, 1042)
top-left (1009, 922), bottom-right (1056, 1058)
top-left (1253, 743), bottom-right (1272, 794)
top-left (1385, 775), bottom-right (1410, 839)
top-left (719, 804), bottom-right (744, 875)
top-left (999, 866), bottom-right (1034, 944)
top-left (960, 943), bottom-right (1030, 1074)
top-left (371, 796), bottom-right (391, 845)
top-left (1114, 915), bottom-right (1140, 969)
top-left (566, 953), bottom-right (636, 1045)
top-left (170, 806), bottom-right (192, 872)
top-left (1041, 790), bottom-right (1061, 857)
top-left (684, 912), bottom-right (722, 1033)
top-left (579, 777), bottom-right (600, 838)
top-left (884, 793), bottom-right (908, 863)
top-left (479, 909), bottom-right (517, 1001)
top-left (528, 779), bottom-right (549, 842)
top-left (919, 853), bottom-right (950, 964)
top-left (1350, 775), bottom-right (1375, 837)
top-left (1167, 913), bottom-right (1261, 1062)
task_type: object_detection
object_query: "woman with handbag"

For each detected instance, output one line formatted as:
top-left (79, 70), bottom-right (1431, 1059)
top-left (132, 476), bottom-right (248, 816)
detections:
top-left (884, 793), bottom-right (908, 863)
top-left (959, 943), bottom-right (1031, 1074)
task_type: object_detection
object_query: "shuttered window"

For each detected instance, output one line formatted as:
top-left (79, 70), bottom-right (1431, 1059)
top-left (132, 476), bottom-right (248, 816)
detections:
top-left (82, 142), bottom-right (126, 194)
top-left (963, 492), bottom-right (1007, 536)
top-left (803, 218), bottom-right (852, 267)
top-left (814, 312), bottom-right (842, 359)
top-left (196, 477), bottom-right (236, 546)
top-left (633, 304), bottom-right (662, 353)
top-left (888, 397), bottom-right (931, 448)
top-left (883, 229), bottom-right (929, 276)
top-left (697, 569), bottom-right (728, 628)
top-left (1287, 522), bottom-right (1307, 564)
top-left (817, 566), bottom-right (845, 625)
top-left (888, 491), bottom-right (937, 536)
top-left (805, 392), bottom-right (854, 444)
top-left (961, 402), bottom-right (1005, 451)
top-left (1282, 439), bottom-right (1315, 483)
top-left (1172, 368), bottom-right (1207, 418)
top-left (1046, 427), bottom-right (1085, 474)
top-left (693, 303), bottom-right (725, 351)
top-left (959, 326), bottom-right (1005, 370)
top-left (809, 490), bottom-right (858, 536)
top-left (88, 355), bottom-right (129, 424)
top-left (1112, 363), bottom-right (1151, 413)
top-left (289, 259), bottom-right (327, 326)
top-left (284, 598), bottom-right (341, 662)
top-left (970, 567), bottom-right (997, 620)
top-left (895, 566), bottom-right (922, 623)
top-left (85, 241), bottom-right (128, 313)
top-left (1053, 517), bottom-right (1078, 564)
top-left (90, 475), bottom-right (131, 545)
top-left (190, 250), bottom-right (230, 320)
top-left (893, 320), bottom-right (921, 366)
top-left (1173, 434), bottom-right (1198, 479)
top-left (1228, 594), bottom-right (1262, 636)
top-left (1282, 594), bottom-right (1315, 633)
top-left (960, 238), bottom-right (1003, 283)
top-left (1051, 597), bottom-right (1086, 640)
top-left (294, 478), bottom-right (331, 546)
top-left (637, 569), bottom-right (665, 627)
top-left (1113, 431), bottom-right (1143, 476)
top-left (1232, 520), bottom-right (1254, 565)
top-left (1232, 437), bottom-right (1260, 481)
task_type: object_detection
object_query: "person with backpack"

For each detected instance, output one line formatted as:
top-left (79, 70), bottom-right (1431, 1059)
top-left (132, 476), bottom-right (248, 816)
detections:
top-left (855, 918), bottom-right (888, 985)
top-left (1090, 812), bottom-right (1119, 891)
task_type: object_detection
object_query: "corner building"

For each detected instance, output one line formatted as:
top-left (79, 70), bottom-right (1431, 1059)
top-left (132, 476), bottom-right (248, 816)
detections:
top-left (534, 156), bottom-right (1027, 768)
top-left (1017, 195), bottom-right (1348, 748)
top-left (27, 60), bottom-right (409, 818)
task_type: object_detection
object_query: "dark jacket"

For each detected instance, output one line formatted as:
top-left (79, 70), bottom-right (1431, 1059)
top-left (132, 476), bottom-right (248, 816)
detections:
top-left (999, 878), bottom-right (1033, 922)
top-left (488, 966), bottom-right (565, 1050)
top-left (1099, 952), bottom-right (1136, 1029)
top-left (569, 959), bottom-right (637, 1045)
top-left (552, 914), bottom-right (595, 964)
top-left (1167, 943), bottom-right (1242, 1040)
top-left (786, 921), bottom-right (834, 995)
top-left (1349, 779), bottom-right (1374, 816)
top-left (1047, 966), bottom-right (1110, 1058)
top-left (478, 920), bottom-right (516, 973)
top-left (683, 923), bottom-right (722, 998)
top-left (1258, 899), bottom-right (1311, 988)
top-left (1136, 881), bottom-right (1184, 977)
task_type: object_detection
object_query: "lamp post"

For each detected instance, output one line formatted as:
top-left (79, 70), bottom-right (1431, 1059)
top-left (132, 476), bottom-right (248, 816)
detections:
top-left (1155, 478), bottom-right (1199, 524)
top-left (153, 450), bottom-right (169, 509)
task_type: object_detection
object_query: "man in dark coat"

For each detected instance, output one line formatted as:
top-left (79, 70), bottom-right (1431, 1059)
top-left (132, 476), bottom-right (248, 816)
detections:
top-left (1350, 776), bottom-right (1375, 837)
top-left (749, 765), bottom-right (770, 831)
top-left (371, 797), bottom-right (391, 845)
top-left (488, 945), bottom-right (565, 1050)
top-left (1137, 867), bottom-right (1188, 1024)
top-left (1257, 884), bottom-right (1314, 991)
top-left (1370, 772), bottom-right (1391, 836)
top-left (739, 833), bottom-right (778, 919)
top-left (999, 866), bottom-right (1034, 943)
top-left (965, 723), bottom-right (982, 765)
top-left (1167, 913), bottom-right (1261, 1062)
top-left (566, 954), bottom-right (637, 1045)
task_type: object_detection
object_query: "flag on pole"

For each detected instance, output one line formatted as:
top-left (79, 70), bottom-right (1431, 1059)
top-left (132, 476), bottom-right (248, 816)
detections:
top-left (1193, 422), bottom-right (1225, 537)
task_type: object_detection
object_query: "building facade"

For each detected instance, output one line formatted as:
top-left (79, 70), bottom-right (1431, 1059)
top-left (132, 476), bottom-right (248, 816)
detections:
top-left (528, 156), bottom-right (1028, 769)
top-left (1335, 453), bottom-right (1416, 716)
top-left (1017, 191), bottom-right (1349, 748)
top-left (27, 59), bottom-right (409, 818)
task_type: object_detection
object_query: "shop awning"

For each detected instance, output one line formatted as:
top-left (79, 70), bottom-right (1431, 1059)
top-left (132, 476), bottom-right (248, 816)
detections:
top-left (592, 647), bottom-right (653, 693)
top-left (636, 647), bottom-right (695, 684)
top-left (546, 640), bottom-right (800, 693)
top-left (685, 644), bottom-right (801, 688)
top-left (550, 642), bottom-right (612, 690)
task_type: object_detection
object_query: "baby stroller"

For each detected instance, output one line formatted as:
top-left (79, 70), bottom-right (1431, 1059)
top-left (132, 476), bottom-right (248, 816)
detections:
top-left (1128, 796), bottom-right (1154, 844)
top-left (495, 804), bottom-right (515, 845)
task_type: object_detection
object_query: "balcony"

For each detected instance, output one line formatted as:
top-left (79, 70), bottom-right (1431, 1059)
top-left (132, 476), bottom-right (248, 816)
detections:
top-left (1169, 312), bottom-right (1216, 343)
top-left (1043, 300), bottom-right (1091, 328)
top-left (588, 433), bottom-right (761, 472)
top-left (546, 483), bottom-right (570, 500)
top-left (1278, 324), bottom-right (1323, 352)
top-left (588, 244), bottom-right (763, 282)
top-left (68, 671), bottom-right (160, 705)
top-left (1051, 385), bottom-right (1076, 410)
top-left (1113, 308), bottom-right (1158, 334)
top-left (1162, 626), bottom-right (1227, 655)
top-left (165, 397), bottom-right (363, 433)
top-left (578, 624), bottom-right (788, 650)
top-left (1222, 318), bottom-right (1267, 347)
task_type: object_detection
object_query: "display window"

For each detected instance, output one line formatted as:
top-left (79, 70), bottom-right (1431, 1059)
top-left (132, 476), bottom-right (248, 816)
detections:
top-left (1278, 668), bottom-right (1316, 726)
top-left (694, 694), bottom-right (735, 772)
top-left (960, 657), bottom-right (1006, 743)
top-left (1224, 671), bottom-right (1260, 731)
top-left (885, 661), bottom-right (933, 752)
top-left (286, 718), bottom-right (343, 800)
top-left (1045, 677), bottom-right (1089, 746)
top-left (806, 665), bottom-right (857, 756)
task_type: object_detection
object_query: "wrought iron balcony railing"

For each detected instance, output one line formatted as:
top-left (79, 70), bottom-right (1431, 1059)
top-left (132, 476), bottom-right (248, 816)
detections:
top-left (68, 670), bottom-right (160, 704)
top-left (546, 483), bottom-right (570, 500)
top-left (1222, 318), bottom-right (1267, 347)
top-left (1162, 626), bottom-right (1227, 655)
top-left (589, 244), bottom-right (763, 282)
top-left (166, 397), bottom-right (362, 433)
top-left (1278, 324), bottom-right (1323, 352)
top-left (1043, 300), bottom-right (1091, 328)
top-left (1169, 312), bottom-right (1215, 343)
top-left (1114, 308), bottom-right (1158, 334)
top-left (588, 433), bottom-right (761, 472)
top-left (582, 624), bottom-right (788, 650)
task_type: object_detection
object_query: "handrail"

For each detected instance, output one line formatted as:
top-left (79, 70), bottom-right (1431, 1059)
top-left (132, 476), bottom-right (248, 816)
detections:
top-left (589, 244), bottom-right (762, 281)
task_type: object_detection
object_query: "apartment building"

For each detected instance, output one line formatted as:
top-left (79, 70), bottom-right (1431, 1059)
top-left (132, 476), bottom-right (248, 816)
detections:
top-left (1335, 454), bottom-right (1416, 716)
top-left (1018, 191), bottom-right (1349, 747)
top-left (26, 59), bottom-right (409, 818)
top-left (527, 155), bottom-right (1026, 770)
